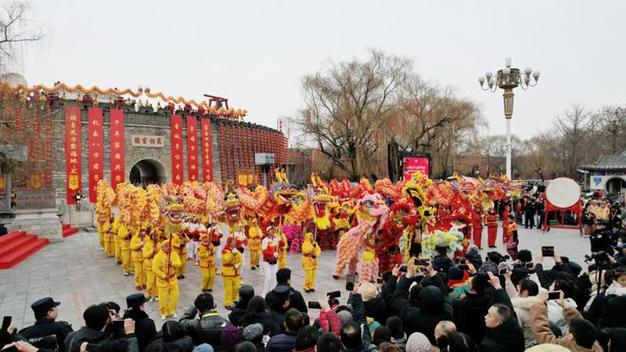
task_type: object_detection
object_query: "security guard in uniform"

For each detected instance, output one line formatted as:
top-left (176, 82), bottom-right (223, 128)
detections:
top-left (19, 297), bottom-right (73, 352)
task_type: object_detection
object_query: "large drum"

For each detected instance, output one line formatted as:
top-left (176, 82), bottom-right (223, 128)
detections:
top-left (545, 177), bottom-right (581, 208)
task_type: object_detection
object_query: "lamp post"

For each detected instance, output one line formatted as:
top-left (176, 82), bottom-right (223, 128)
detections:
top-left (479, 58), bottom-right (540, 179)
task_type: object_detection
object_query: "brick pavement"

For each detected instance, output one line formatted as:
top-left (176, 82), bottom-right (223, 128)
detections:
top-left (0, 225), bottom-right (590, 330)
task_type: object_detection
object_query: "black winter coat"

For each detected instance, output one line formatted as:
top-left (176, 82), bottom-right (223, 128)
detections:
top-left (363, 296), bottom-right (388, 325)
top-left (178, 308), bottom-right (233, 352)
top-left (144, 336), bottom-right (193, 352)
top-left (243, 311), bottom-right (282, 337)
top-left (265, 332), bottom-right (297, 352)
top-left (123, 309), bottom-right (157, 352)
top-left (478, 319), bottom-right (525, 352)
top-left (20, 318), bottom-right (73, 352)
top-left (391, 276), bottom-right (453, 343)
top-left (453, 287), bottom-right (514, 344)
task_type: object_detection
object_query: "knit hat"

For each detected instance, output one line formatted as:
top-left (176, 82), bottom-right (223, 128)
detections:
top-left (524, 344), bottom-right (571, 352)
top-left (192, 344), bottom-right (215, 352)
top-left (336, 310), bottom-right (353, 326)
top-left (447, 266), bottom-right (464, 281)
top-left (405, 332), bottom-right (432, 352)
top-left (357, 282), bottom-right (378, 302)
top-left (242, 323), bottom-right (263, 341)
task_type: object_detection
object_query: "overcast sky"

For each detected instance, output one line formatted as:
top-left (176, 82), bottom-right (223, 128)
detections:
top-left (19, 0), bottom-right (626, 140)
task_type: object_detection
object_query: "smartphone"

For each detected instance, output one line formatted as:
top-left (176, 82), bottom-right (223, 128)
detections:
top-left (399, 265), bottom-right (408, 273)
top-left (86, 344), bottom-right (102, 352)
top-left (541, 246), bottom-right (554, 257)
top-left (345, 274), bottom-right (356, 291)
top-left (327, 290), bottom-right (341, 299)
top-left (307, 301), bottom-right (321, 309)
top-left (1, 316), bottom-right (11, 331)
top-left (414, 258), bottom-right (429, 266)
top-left (548, 291), bottom-right (561, 300)
top-left (376, 277), bottom-right (384, 284)
top-left (458, 264), bottom-right (470, 271)
top-left (111, 319), bottom-right (125, 331)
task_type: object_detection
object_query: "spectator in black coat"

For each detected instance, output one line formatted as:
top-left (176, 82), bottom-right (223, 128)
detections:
top-left (390, 264), bottom-right (453, 343)
top-left (123, 294), bottom-right (156, 352)
top-left (356, 282), bottom-right (388, 325)
top-left (432, 246), bottom-right (454, 275)
top-left (63, 304), bottom-right (109, 352)
top-left (479, 304), bottom-right (524, 352)
top-left (272, 269), bottom-right (308, 314)
top-left (453, 272), bottom-right (514, 344)
top-left (178, 293), bottom-right (235, 352)
top-left (243, 296), bottom-right (281, 337)
top-left (145, 321), bottom-right (193, 352)
top-left (265, 309), bottom-right (305, 352)
top-left (228, 286), bottom-right (255, 327)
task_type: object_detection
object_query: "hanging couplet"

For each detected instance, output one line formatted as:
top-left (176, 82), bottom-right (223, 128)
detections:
top-left (186, 116), bottom-right (199, 182)
top-left (65, 106), bottom-right (82, 204)
top-left (110, 109), bottom-right (125, 190)
top-left (201, 117), bottom-right (213, 182)
top-left (43, 105), bottom-right (53, 188)
top-left (171, 114), bottom-right (184, 185)
top-left (88, 107), bottom-right (104, 202)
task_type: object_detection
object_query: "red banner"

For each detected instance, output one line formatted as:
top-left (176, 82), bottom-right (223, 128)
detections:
top-left (65, 106), bottom-right (82, 204)
top-left (43, 105), bottom-right (53, 188)
top-left (186, 116), bottom-right (199, 182)
top-left (88, 108), bottom-right (104, 202)
top-left (402, 157), bottom-right (430, 180)
top-left (171, 114), bottom-right (184, 185)
top-left (201, 117), bottom-right (213, 182)
top-left (110, 109), bottom-right (125, 189)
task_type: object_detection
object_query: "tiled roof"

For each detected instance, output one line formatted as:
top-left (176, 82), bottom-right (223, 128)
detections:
top-left (579, 149), bottom-right (626, 170)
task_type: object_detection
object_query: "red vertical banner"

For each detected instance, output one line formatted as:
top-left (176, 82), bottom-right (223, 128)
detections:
top-left (110, 109), bottom-right (125, 189)
top-left (171, 114), bottom-right (184, 185)
top-left (43, 105), bottom-right (53, 188)
top-left (88, 107), bottom-right (104, 202)
top-left (201, 117), bottom-right (213, 182)
top-left (65, 106), bottom-right (81, 204)
top-left (186, 116), bottom-right (199, 182)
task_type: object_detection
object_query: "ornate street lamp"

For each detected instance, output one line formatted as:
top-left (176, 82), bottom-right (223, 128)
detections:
top-left (479, 58), bottom-right (539, 179)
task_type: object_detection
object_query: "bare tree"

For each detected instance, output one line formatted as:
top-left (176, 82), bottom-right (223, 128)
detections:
top-left (297, 49), bottom-right (410, 180)
top-left (0, 1), bottom-right (43, 67)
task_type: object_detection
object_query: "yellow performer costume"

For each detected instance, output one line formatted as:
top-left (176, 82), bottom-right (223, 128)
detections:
top-left (112, 215), bottom-right (122, 263)
top-left (277, 230), bottom-right (288, 269)
top-left (221, 238), bottom-right (243, 309)
top-left (143, 232), bottom-right (158, 299)
top-left (248, 219), bottom-right (262, 269)
top-left (97, 218), bottom-right (109, 250)
top-left (198, 233), bottom-right (216, 292)
top-left (130, 231), bottom-right (146, 290)
top-left (173, 232), bottom-right (189, 277)
top-left (104, 215), bottom-right (116, 257)
top-left (118, 222), bottom-right (132, 274)
top-left (301, 232), bottom-right (321, 292)
top-left (153, 240), bottom-right (181, 318)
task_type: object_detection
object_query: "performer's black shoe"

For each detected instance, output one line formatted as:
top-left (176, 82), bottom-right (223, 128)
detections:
top-left (251, 266), bottom-right (256, 271)
top-left (333, 275), bottom-right (340, 280)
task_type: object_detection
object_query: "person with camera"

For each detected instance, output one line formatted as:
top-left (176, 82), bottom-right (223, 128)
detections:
top-left (178, 293), bottom-right (235, 351)
top-left (64, 304), bottom-right (138, 352)
top-left (389, 261), bottom-right (452, 344)
top-left (122, 294), bottom-right (156, 352)
top-left (453, 270), bottom-right (514, 345)
top-left (338, 282), bottom-right (375, 352)
top-left (19, 297), bottom-right (73, 352)
top-left (529, 292), bottom-right (603, 352)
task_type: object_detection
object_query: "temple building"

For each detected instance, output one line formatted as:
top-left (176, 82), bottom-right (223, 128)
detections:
top-left (579, 149), bottom-right (626, 194)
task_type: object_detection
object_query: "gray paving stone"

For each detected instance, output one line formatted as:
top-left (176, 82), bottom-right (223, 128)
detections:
top-left (0, 226), bottom-right (591, 329)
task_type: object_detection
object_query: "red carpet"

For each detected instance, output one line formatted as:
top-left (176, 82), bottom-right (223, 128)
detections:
top-left (0, 231), bottom-right (48, 269)
top-left (62, 223), bottom-right (79, 238)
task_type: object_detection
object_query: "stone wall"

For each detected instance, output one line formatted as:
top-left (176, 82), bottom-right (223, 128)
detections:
top-left (51, 103), bottom-right (282, 210)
